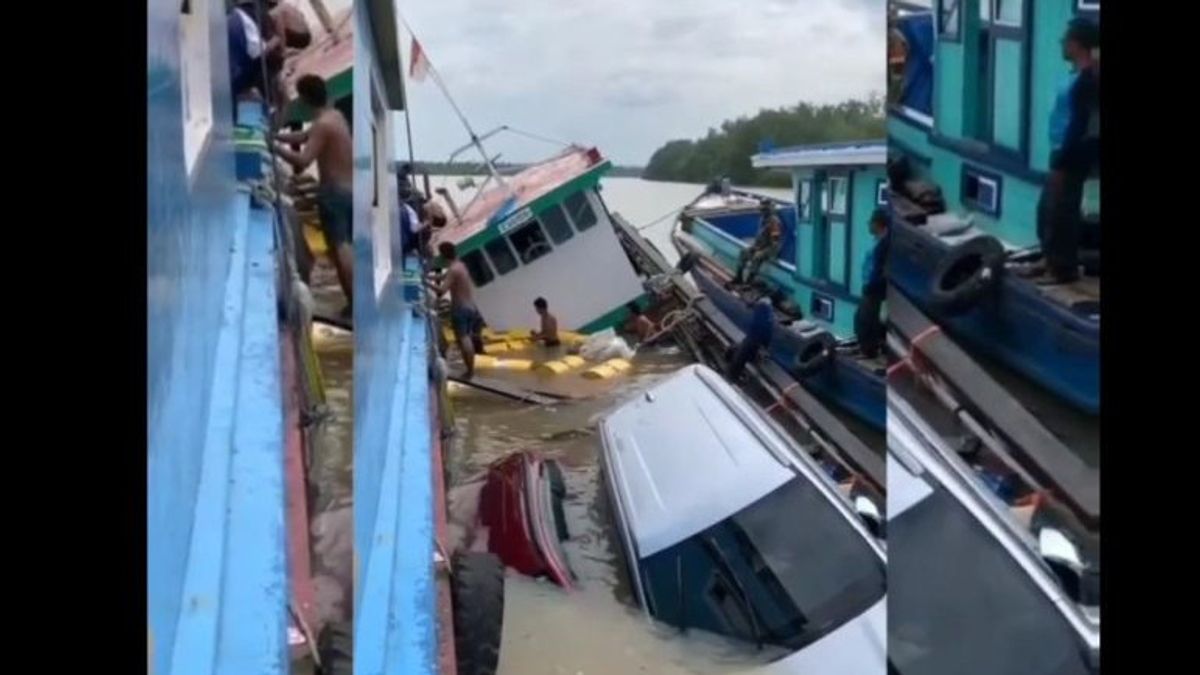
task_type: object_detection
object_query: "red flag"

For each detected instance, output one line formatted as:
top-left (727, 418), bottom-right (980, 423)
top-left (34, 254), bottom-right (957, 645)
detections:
top-left (409, 39), bottom-right (430, 83)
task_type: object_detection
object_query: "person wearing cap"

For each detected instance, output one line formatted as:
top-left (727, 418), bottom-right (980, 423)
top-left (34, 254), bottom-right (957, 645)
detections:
top-left (855, 207), bottom-right (890, 359)
top-left (1036, 17), bottom-right (1100, 284)
top-left (731, 200), bottom-right (783, 287)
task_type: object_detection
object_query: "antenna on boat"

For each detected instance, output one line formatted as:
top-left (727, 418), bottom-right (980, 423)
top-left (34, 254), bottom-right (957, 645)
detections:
top-left (398, 16), bottom-right (514, 199)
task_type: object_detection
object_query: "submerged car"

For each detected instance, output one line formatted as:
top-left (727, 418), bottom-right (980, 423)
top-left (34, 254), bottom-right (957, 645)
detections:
top-left (887, 394), bottom-right (1100, 674)
top-left (598, 364), bottom-right (887, 673)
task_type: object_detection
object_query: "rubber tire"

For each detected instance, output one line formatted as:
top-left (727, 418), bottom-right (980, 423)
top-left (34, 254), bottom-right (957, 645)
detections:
top-left (676, 251), bottom-right (698, 274)
top-left (793, 332), bottom-right (836, 378)
top-left (929, 235), bottom-right (1005, 317)
top-left (316, 621), bottom-right (353, 675)
top-left (451, 552), bottom-right (505, 675)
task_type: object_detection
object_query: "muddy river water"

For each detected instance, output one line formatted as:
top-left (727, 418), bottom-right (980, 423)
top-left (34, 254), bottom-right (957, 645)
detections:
top-left (437, 178), bottom-right (795, 674)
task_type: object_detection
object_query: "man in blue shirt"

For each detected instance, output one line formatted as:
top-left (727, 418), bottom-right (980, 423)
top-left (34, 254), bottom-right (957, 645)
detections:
top-left (726, 292), bottom-right (777, 381)
top-left (855, 208), bottom-right (889, 358)
top-left (1036, 18), bottom-right (1100, 284)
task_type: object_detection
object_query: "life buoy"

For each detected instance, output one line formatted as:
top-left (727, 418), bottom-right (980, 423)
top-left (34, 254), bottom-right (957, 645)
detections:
top-left (929, 235), bottom-right (1005, 316)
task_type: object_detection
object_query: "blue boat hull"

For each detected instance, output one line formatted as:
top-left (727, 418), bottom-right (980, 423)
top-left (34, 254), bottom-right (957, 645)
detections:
top-left (691, 265), bottom-right (886, 432)
top-left (889, 219), bottom-right (1100, 414)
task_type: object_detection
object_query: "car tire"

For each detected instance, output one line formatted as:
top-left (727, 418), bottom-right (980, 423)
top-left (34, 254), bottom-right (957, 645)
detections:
top-left (452, 552), bottom-right (505, 675)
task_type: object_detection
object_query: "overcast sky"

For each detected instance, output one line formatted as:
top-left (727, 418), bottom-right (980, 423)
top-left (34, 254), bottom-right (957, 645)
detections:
top-left (393, 0), bottom-right (884, 166)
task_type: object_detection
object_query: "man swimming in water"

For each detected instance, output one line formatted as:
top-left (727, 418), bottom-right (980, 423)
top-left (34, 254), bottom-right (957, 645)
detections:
top-left (532, 297), bottom-right (561, 347)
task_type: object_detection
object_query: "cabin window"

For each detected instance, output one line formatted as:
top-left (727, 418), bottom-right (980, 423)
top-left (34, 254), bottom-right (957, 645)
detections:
top-left (565, 191), bottom-right (598, 231)
top-left (484, 238), bottom-right (520, 276)
top-left (824, 176), bottom-right (848, 216)
top-left (797, 180), bottom-right (812, 220)
top-left (937, 0), bottom-right (961, 40)
top-left (987, 0), bottom-right (1024, 27)
top-left (508, 221), bottom-right (554, 265)
top-left (876, 180), bottom-right (889, 206)
top-left (179, 0), bottom-right (213, 177)
top-left (461, 250), bottom-right (495, 287)
top-left (961, 167), bottom-right (1002, 217)
top-left (538, 204), bottom-right (575, 245)
top-left (811, 294), bottom-right (835, 322)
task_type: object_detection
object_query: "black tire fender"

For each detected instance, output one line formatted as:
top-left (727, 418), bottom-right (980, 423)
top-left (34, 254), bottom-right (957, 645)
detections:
top-left (793, 332), bottom-right (836, 378)
top-left (929, 235), bottom-right (1005, 316)
top-left (451, 552), bottom-right (505, 675)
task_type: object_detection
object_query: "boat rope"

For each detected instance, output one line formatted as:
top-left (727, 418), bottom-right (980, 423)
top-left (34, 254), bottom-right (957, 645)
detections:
top-left (764, 381), bottom-right (803, 414)
top-left (636, 204), bottom-right (688, 231)
top-left (886, 323), bottom-right (942, 379)
top-left (503, 125), bottom-right (577, 149)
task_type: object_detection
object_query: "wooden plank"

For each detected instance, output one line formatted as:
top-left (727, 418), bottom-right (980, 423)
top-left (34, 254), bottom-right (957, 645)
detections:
top-left (447, 374), bottom-right (560, 405)
top-left (889, 290), bottom-right (1099, 526)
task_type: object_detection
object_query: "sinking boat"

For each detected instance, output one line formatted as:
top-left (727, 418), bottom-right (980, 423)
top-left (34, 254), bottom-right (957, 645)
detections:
top-left (429, 142), bottom-right (646, 334)
top-left (886, 5), bottom-right (1100, 414)
top-left (479, 452), bottom-right (575, 589)
top-left (672, 143), bottom-right (889, 432)
top-left (598, 364), bottom-right (886, 672)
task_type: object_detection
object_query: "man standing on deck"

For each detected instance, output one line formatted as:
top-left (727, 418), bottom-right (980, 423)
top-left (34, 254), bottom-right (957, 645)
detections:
top-left (275, 75), bottom-right (354, 316)
top-left (532, 298), bottom-right (561, 347)
top-left (1035, 18), bottom-right (1100, 284)
top-left (726, 295), bottom-right (775, 381)
top-left (730, 201), bottom-right (783, 287)
top-left (430, 242), bottom-right (486, 379)
top-left (855, 208), bottom-right (890, 359)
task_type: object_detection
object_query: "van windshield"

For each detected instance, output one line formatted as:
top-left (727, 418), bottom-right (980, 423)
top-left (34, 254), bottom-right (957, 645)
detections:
top-left (889, 487), bottom-right (1097, 675)
top-left (639, 476), bottom-right (884, 650)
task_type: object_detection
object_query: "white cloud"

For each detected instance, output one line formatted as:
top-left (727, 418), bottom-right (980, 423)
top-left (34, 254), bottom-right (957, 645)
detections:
top-left (394, 0), bottom-right (884, 165)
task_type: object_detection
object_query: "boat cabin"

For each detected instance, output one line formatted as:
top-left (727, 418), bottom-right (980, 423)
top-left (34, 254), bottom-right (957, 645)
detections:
top-left (750, 141), bottom-right (888, 338)
top-left (888, 0), bottom-right (1101, 247)
top-left (430, 146), bottom-right (646, 333)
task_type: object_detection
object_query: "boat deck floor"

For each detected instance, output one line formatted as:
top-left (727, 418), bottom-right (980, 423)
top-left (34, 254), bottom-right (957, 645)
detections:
top-left (1033, 274), bottom-right (1101, 309)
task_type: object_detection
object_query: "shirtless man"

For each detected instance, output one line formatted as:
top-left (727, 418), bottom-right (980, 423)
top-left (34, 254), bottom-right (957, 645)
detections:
top-left (624, 302), bottom-right (656, 344)
top-left (268, 0), bottom-right (312, 53)
top-left (275, 75), bottom-right (354, 314)
top-left (531, 298), bottom-right (560, 347)
top-left (430, 242), bottom-right (486, 378)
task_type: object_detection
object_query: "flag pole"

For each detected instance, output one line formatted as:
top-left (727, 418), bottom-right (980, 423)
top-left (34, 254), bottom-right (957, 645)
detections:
top-left (399, 16), bottom-right (511, 193)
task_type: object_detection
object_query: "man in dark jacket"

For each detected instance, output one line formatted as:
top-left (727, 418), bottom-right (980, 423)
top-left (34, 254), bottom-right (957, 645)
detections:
top-left (855, 208), bottom-right (889, 358)
top-left (1037, 18), bottom-right (1100, 284)
top-left (726, 293), bottom-right (777, 381)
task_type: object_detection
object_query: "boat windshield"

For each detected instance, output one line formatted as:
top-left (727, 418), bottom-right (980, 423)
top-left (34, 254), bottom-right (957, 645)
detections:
top-left (640, 475), bottom-right (884, 650)
top-left (889, 486), bottom-right (1097, 675)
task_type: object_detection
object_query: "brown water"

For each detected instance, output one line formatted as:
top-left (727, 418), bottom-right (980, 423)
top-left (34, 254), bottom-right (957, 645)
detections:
top-left (444, 344), bottom-right (790, 675)
top-left (436, 177), bottom-right (798, 673)
top-left (308, 262), bottom-right (354, 631)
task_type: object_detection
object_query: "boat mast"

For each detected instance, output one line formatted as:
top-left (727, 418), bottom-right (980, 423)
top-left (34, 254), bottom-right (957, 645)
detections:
top-left (304, 0), bottom-right (337, 41)
top-left (398, 16), bottom-right (513, 196)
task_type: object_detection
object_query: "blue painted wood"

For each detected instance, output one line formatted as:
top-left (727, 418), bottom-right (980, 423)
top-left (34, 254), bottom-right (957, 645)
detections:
top-left (148, 1), bottom-right (289, 673)
top-left (353, 1), bottom-right (441, 671)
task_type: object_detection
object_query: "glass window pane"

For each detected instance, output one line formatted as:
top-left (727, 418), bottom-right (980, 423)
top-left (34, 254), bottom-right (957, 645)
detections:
top-left (484, 237), bottom-right (519, 275)
top-left (508, 221), bottom-right (553, 265)
top-left (565, 191), bottom-right (598, 231)
top-left (997, 0), bottom-right (1023, 26)
top-left (461, 249), bottom-right (495, 287)
top-left (539, 204), bottom-right (575, 245)
top-left (828, 177), bottom-right (847, 215)
top-left (940, 0), bottom-right (961, 38)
